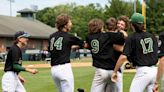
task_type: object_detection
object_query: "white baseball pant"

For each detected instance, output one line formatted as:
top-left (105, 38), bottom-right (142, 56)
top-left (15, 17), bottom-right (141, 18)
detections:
top-left (130, 66), bottom-right (157, 92)
top-left (51, 63), bottom-right (74, 92)
top-left (1, 71), bottom-right (26, 92)
top-left (90, 68), bottom-right (122, 92)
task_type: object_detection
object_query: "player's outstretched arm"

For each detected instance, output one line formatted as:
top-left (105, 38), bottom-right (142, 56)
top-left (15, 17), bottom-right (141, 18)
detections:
top-left (25, 68), bottom-right (38, 74)
top-left (13, 64), bottom-right (38, 74)
top-left (111, 54), bottom-right (127, 83)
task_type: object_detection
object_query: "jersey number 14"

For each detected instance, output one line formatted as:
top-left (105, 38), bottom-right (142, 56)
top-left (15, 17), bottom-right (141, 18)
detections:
top-left (140, 38), bottom-right (153, 54)
top-left (50, 37), bottom-right (63, 51)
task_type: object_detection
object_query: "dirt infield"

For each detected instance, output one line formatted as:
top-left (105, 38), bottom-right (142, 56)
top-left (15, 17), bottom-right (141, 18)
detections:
top-left (24, 62), bottom-right (136, 73)
top-left (25, 62), bottom-right (92, 68)
top-left (0, 62), bottom-right (92, 70)
top-left (0, 57), bottom-right (136, 72)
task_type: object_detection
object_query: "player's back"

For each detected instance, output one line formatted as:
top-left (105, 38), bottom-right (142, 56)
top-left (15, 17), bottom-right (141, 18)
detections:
top-left (49, 31), bottom-right (83, 66)
top-left (127, 32), bottom-right (158, 66)
top-left (86, 32), bottom-right (124, 70)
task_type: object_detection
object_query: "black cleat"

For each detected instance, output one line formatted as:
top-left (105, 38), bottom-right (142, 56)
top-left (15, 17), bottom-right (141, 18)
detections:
top-left (77, 88), bottom-right (84, 92)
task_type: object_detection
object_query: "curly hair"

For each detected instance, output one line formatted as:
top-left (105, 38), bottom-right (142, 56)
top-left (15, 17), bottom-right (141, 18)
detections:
top-left (88, 18), bottom-right (104, 35)
top-left (117, 15), bottom-right (130, 31)
top-left (55, 14), bottom-right (71, 31)
top-left (106, 17), bottom-right (117, 31)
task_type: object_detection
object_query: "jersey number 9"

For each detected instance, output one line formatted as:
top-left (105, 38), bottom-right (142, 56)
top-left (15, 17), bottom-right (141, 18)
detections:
top-left (91, 39), bottom-right (99, 54)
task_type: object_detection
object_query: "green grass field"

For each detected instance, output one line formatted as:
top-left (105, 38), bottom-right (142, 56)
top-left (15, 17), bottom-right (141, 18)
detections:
top-left (0, 58), bottom-right (135, 92)
top-left (0, 66), bottom-right (135, 92)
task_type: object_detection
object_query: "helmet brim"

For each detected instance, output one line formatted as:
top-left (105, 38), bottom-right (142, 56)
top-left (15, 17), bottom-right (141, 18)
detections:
top-left (17, 33), bottom-right (30, 38)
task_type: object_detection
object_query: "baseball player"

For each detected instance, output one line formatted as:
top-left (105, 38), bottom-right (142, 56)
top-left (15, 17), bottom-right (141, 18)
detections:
top-left (115, 15), bottom-right (129, 92)
top-left (85, 18), bottom-right (126, 92)
top-left (111, 13), bottom-right (158, 92)
top-left (48, 14), bottom-right (84, 92)
top-left (113, 15), bottom-right (129, 57)
top-left (105, 16), bottom-right (129, 92)
top-left (1, 31), bottom-right (38, 92)
top-left (153, 31), bottom-right (164, 92)
top-left (116, 15), bottom-right (129, 32)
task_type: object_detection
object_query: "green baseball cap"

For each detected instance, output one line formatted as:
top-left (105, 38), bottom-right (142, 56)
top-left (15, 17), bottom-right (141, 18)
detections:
top-left (130, 13), bottom-right (144, 23)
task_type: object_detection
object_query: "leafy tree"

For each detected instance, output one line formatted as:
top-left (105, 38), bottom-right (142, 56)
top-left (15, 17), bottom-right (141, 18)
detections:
top-left (104, 0), bottom-right (134, 19)
top-left (36, 7), bottom-right (55, 27)
top-left (36, 0), bottom-right (164, 40)
top-left (36, 3), bottom-right (104, 40)
top-left (36, 4), bottom-right (75, 27)
top-left (146, 0), bottom-right (164, 34)
top-left (71, 4), bottom-right (104, 40)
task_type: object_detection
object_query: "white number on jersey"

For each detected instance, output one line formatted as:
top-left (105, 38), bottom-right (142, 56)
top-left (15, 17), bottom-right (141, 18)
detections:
top-left (91, 39), bottom-right (99, 54)
top-left (140, 37), bottom-right (153, 54)
top-left (50, 37), bottom-right (63, 51)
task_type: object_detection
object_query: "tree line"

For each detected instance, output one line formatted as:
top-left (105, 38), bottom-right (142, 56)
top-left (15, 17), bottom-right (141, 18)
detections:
top-left (36, 0), bottom-right (164, 40)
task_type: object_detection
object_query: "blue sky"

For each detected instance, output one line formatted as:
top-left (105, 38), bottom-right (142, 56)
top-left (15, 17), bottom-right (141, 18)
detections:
top-left (0, 0), bottom-right (140, 16)
top-left (0, 0), bottom-right (109, 16)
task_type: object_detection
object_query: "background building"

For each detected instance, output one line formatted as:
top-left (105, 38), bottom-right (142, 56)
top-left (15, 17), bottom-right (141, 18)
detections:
top-left (0, 8), bottom-right (56, 60)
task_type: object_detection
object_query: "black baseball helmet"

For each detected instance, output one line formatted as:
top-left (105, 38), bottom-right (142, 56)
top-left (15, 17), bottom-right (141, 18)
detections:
top-left (14, 31), bottom-right (30, 40)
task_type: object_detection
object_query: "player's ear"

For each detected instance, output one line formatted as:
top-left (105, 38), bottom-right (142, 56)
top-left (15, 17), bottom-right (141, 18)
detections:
top-left (64, 23), bottom-right (69, 29)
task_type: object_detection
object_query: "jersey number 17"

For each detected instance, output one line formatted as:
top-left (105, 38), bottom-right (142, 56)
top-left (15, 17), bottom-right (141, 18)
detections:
top-left (140, 37), bottom-right (153, 54)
